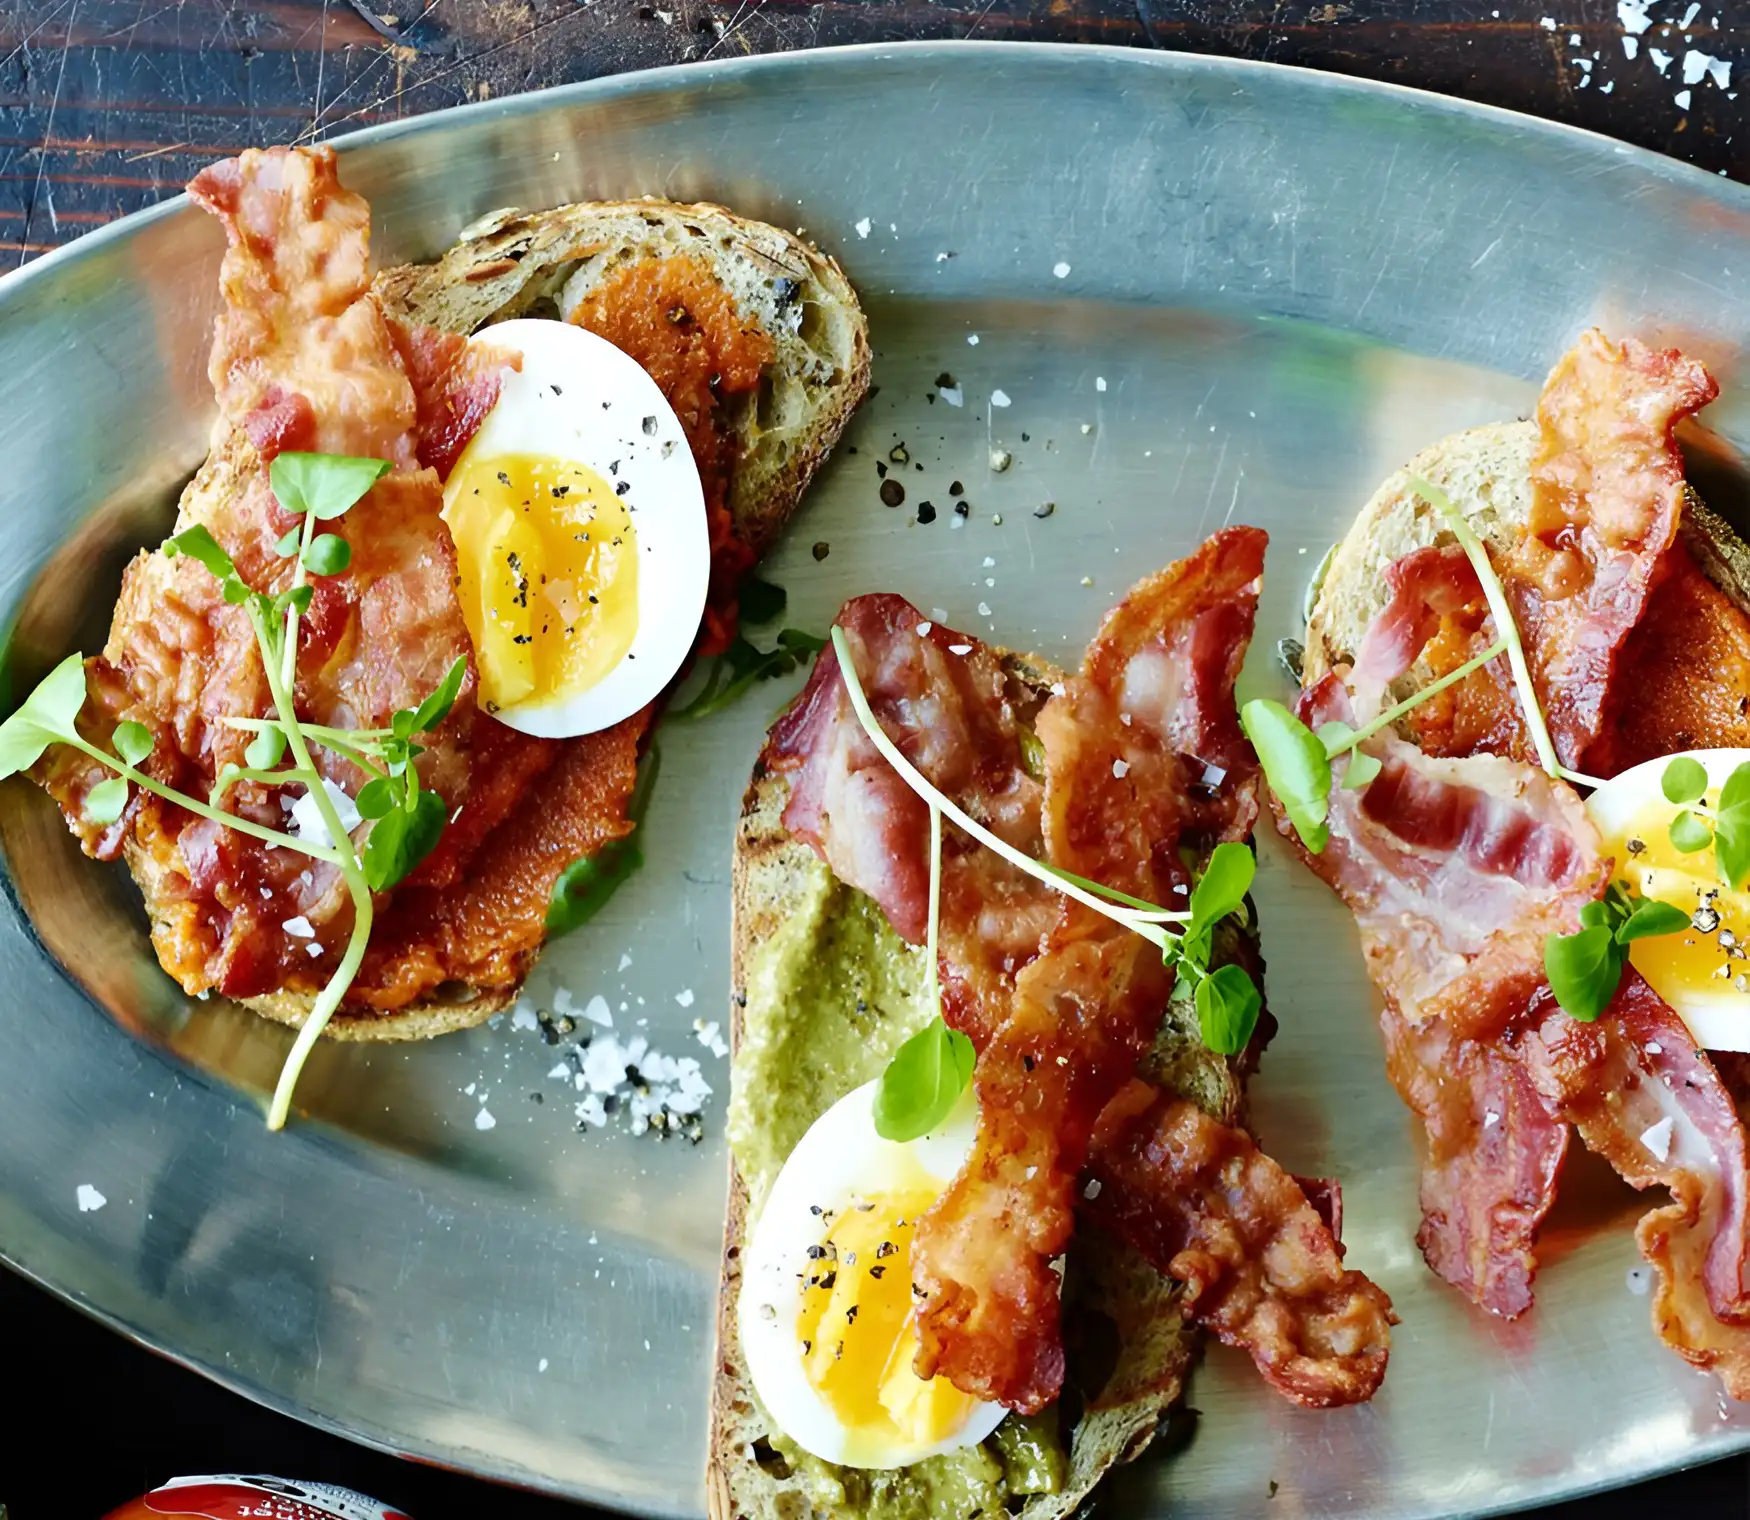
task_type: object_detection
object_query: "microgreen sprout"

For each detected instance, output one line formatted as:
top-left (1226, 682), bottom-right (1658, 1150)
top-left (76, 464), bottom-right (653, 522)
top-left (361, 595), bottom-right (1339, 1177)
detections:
top-left (830, 625), bottom-right (1263, 1088)
top-left (0, 452), bottom-right (468, 1131)
top-left (1544, 882), bottom-right (1692, 1021)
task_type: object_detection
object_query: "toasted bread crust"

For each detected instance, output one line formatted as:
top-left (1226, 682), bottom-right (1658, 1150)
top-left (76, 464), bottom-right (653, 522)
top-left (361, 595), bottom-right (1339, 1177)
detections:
top-left (236, 198), bottom-right (868, 1042)
top-left (710, 650), bottom-right (1225, 1520)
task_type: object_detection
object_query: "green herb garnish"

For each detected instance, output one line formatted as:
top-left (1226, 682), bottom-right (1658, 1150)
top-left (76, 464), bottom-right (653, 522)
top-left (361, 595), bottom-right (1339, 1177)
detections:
top-left (1642, 755), bottom-right (1750, 889)
top-left (830, 627), bottom-right (1261, 1075)
top-left (672, 628), bottom-right (826, 720)
top-left (546, 744), bottom-right (662, 937)
top-left (5, 451), bottom-right (460, 1130)
top-left (1544, 882), bottom-right (1692, 1021)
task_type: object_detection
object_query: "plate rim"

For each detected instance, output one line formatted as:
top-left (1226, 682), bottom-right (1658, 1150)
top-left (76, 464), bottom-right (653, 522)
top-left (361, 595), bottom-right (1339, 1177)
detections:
top-left (2, 38), bottom-right (1747, 1519)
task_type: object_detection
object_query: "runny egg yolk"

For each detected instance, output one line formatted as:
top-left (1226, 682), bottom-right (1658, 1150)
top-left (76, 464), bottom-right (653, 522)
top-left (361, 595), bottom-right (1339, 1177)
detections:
top-left (1603, 798), bottom-right (1749, 1001)
top-left (442, 452), bottom-right (637, 716)
top-left (795, 1186), bottom-right (980, 1466)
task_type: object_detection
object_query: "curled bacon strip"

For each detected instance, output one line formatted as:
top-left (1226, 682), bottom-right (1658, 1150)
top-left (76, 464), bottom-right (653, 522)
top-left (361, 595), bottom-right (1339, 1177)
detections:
top-left (1086, 1083), bottom-right (1395, 1407)
top-left (1520, 973), bottom-right (1750, 1392)
top-left (766, 533), bottom-right (1391, 1411)
top-left (1292, 546), bottom-right (1607, 1042)
top-left (1513, 330), bottom-right (1718, 770)
top-left (1380, 1004), bottom-right (1568, 1317)
top-left (1278, 531), bottom-right (1607, 1314)
top-left (911, 529), bottom-right (1267, 1411)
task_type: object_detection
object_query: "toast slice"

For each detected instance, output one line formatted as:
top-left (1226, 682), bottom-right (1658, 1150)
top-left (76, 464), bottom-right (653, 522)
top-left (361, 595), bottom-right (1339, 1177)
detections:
top-left (709, 648), bottom-right (1258, 1520)
top-left (373, 198), bottom-right (871, 569)
top-left (236, 200), bottom-right (869, 1041)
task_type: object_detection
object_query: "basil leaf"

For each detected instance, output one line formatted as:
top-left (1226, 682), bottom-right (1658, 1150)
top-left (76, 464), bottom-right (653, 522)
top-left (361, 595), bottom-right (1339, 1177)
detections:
top-left (1194, 963), bottom-right (1262, 1056)
top-left (270, 452), bottom-right (390, 521)
top-left (1239, 698), bottom-right (1331, 853)
top-left (1670, 810), bottom-right (1713, 853)
top-left (273, 527), bottom-right (301, 558)
top-left (739, 577), bottom-right (787, 626)
top-left (82, 776), bottom-right (129, 825)
top-left (872, 1019), bottom-right (977, 1142)
top-left (1722, 761), bottom-right (1750, 814)
top-left (1189, 841), bottom-right (1255, 932)
top-left (302, 533), bottom-right (351, 576)
top-left (1544, 925), bottom-right (1621, 1021)
top-left (1578, 899), bottom-right (1611, 932)
top-left (244, 726), bottom-right (285, 770)
top-left (1617, 898), bottom-right (1692, 943)
top-left (164, 524), bottom-right (237, 582)
top-left (112, 720), bottom-right (154, 768)
top-left (1715, 802), bottom-right (1750, 889)
top-left (362, 785), bottom-right (446, 891)
top-left (671, 630), bottom-right (827, 720)
top-left (1341, 748), bottom-right (1382, 790)
top-left (1662, 755), bottom-right (1709, 806)
top-left (0, 654), bottom-right (89, 777)
top-left (409, 655), bottom-right (469, 735)
top-left (546, 745), bottom-right (662, 937)
top-left (355, 776), bottom-right (397, 820)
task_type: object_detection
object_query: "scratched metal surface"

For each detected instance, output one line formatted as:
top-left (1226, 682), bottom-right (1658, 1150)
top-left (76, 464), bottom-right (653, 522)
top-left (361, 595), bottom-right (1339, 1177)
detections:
top-left (2, 43), bottom-right (1750, 1519)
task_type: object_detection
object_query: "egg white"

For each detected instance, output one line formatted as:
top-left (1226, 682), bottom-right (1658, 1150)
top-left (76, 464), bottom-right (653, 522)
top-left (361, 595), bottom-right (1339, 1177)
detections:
top-left (737, 1080), bottom-right (1008, 1468)
top-left (447, 318), bottom-right (708, 738)
top-left (1586, 748), bottom-right (1750, 1052)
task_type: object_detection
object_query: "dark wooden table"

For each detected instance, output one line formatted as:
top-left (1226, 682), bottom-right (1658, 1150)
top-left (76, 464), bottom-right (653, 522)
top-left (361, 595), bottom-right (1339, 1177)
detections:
top-left (2, 4), bottom-right (1749, 1516)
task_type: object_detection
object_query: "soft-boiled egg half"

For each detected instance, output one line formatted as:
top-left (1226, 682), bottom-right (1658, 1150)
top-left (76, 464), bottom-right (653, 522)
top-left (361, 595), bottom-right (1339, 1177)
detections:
top-left (738, 1079), bottom-right (1007, 1468)
top-left (1587, 748), bottom-right (1750, 1051)
top-left (441, 319), bottom-right (708, 737)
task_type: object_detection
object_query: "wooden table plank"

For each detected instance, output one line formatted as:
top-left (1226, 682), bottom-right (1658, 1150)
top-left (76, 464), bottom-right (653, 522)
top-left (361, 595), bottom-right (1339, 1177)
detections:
top-left (0, 0), bottom-right (1741, 255)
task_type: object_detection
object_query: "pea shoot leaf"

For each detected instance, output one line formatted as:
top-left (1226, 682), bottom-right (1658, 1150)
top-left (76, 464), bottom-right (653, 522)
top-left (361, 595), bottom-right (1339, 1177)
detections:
top-left (1239, 698), bottom-right (1331, 853)
top-left (273, 528), bottom-right (301, 559)
top-left (361, 786), bottom-right (447, 891)
top-left (1189, 840), bottom-right (1255, 930)
top-left (1715, 802), bottom-right (1750, 890)
top-left (163, 524), bottom-right (237, 582)
top-left (245, 726), bottom-right (286, 771)
top-left (303, 534), bottom-right (351, 576)
top-left (1544, 924), bottom-right (1620, 1022)
top-left (1723, 761), bottom-right (1750, 814)
top-left (355, 777), bottom-right (396, 820)
top-left (872, 1018), bottom-right (976, 1141)
top-left (1671, 810), bottom-right (1713, 854)
top-left (408, 656), bottom-right (469, 735)
top-left (270, 452), bottom-right (390, 521)
top-left (1341, 749), bottom-right (1382, 790)
top-left (546, 745), bottom-right (662, 937)
top-left (671, 629), bottom-right (827, 720)
top-left (1194, 963), bottom-right (1262, 1056)
top-left (0, 653), bottom-right (89, 777)
top-left (113, 721), bottom-right (153, 768)
top-left (1662, 755), bottom-right (1709, 806)
top-left (1617, 898), bottom-right (1692, 943)
top-left (82, 776), bottom-right (129, 825)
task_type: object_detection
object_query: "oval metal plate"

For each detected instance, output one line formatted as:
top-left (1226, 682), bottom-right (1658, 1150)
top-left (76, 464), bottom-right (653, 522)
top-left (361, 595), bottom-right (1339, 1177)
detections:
top-left (3, 41), bottom-right (1749, 1520)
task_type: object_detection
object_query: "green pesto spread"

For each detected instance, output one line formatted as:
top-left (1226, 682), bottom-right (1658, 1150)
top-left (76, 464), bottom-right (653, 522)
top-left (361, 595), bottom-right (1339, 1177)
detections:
top-left (729, 856), bottom-right (1068, 1515)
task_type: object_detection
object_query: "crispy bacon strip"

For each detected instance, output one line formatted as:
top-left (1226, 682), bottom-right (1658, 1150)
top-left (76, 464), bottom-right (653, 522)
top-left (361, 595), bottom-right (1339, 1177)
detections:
top-left (1279, 537), bottom-right (1608, 1312)
top-left (767, 535), bottom-right (1391, 1411)
top-left (1511, 330), bottom-right (1718, 769)
top-left (912, 530), bottom-right (1269, 1411)
top-left (1295, 624), bottom-right (1607, 1043)
top-left (1086, 1083), bottom-right (1394, 1407)
top-left (1393, 334), bottom-right (1719, 769)
top-left (1520, 973), bottom-right (1750, 1392)
top-left (1379, 1004), bottom-right (1569, 1316)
